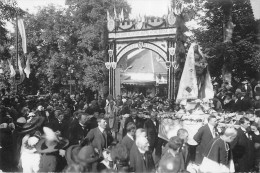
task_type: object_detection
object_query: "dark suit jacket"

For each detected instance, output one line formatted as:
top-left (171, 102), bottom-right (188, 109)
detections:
top-left (231, 127), bottom-right (254, 172)
top-left (68, 122), bottom-right (89, 145)
top-left (121, 134), bottom-right (134, 153)
top-left (85, 127), bottom-right (107, 157)
top-left (231, 99), bottom-right (243, 112)
top-left (129, 143), bottom-right (155, 172)
top-left (240, 96), bottom-right (252, 111)
top-left (144, 119), bottom-right (159, 152)
top-left (193, 124), bottom-right (214, 164)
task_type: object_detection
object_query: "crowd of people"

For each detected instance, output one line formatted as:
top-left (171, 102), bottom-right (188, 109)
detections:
top-left (0, 78), bottom-right (260, 173)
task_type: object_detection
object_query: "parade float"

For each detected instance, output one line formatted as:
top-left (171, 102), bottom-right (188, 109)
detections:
top-left (156, 43), bottom-right (249, 145)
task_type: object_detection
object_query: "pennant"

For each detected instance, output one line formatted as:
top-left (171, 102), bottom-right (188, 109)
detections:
top-left (200, 68), bottom-right (214, 99)
top-left (18, 56), bottom-right (24, 76)
top-left (24, 56), bottom-right (31, 78)
top-left (107, 10), bottom-right (110, 21)
top-left (176, 43), bottom-right (198, 102)
top-left (120, 9), bottom-right (124, 21)
top-left (17, 18), bottom-right (27, 54)
top-left (114, 7), bottom-right (117, 20)
top-left (7, 60), bottom-right (16, 77)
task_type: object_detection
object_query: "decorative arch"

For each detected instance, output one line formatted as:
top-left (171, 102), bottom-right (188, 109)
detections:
top-left (116, 42), bottom-right (167, 63)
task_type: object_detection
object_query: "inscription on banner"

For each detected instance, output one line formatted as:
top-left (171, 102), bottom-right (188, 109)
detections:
top-left (109, 28), bottom-right (176, 39)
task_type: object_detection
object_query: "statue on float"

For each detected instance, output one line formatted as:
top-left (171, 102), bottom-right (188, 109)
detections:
top-left (176, 43), bottom-right (214, 112)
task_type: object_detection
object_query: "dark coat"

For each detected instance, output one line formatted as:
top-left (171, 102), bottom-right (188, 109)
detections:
top-left (144, 118), bottom-right (159, 152)
top-left (193, 124), bottom-right (215, 164)
top-left (68, 121), bottom-right (89, 145)
top-left (121, 134), bottom-right (135, 153)
top-left (84, 127), bottom-right (108, 157)
top-left (38, 153), bottom-right (58, 172)
top-left (231, 127), bottom-right (254, 172)
top-left (129, 143), bottom-right (155, 173)
top-left (47, 118), bottom-right (69, 138)
top-left (240, 96), bottom-right (252, 111)
top-left (231, 99), bottom-right (243, 112)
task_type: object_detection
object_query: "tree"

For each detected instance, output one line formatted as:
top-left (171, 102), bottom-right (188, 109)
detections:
top-left (22, 0), bottom-right (130, 96)
top-left (194, 0), bottom-right (260, 84)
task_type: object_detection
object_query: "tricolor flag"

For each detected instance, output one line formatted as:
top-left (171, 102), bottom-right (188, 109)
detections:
top-left (24, 56), bottom-right (31, 78)
top-left (17, 18), bottom-right (27, 54)
top-left (7, 59), bottom-right (16, 77)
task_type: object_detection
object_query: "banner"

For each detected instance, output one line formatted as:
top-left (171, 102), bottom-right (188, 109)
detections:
top-left (24, 56), bottom-right (31, 78)
top-left (17, 18), bottom-right (27, 54)
top-left (7, 60), bottom-right (16, 77)
top-left (176, 43), bottom-right (198, 102)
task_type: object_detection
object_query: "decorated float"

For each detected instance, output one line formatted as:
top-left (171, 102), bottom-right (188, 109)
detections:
top-left (156, 43), bottom-right (250, 145)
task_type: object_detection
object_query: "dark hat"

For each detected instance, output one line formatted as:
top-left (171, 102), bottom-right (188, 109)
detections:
top-left (16, 115), bottom-right (45, 134)
top-left (65, 145), bottom-right (99, 166)
top-left (35, 127), bottom-right (69, 153)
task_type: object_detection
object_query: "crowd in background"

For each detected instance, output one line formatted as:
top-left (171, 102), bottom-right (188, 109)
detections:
top-left (0, 78), bottom-right (260, 172)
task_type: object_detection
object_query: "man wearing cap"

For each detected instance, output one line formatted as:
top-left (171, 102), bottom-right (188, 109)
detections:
top-left (199, 127), bottom-right (237, 172)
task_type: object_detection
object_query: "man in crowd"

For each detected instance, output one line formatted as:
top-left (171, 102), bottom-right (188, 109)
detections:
top-left (177, 128), bottom-right (190, 169)
top-left (129, 136), bottom-right (155, 172)
top-left (68, 112), bottom-right (91, 145)
top-left (123, 107), bottom-right (143, 137)
top-left (144, 109), bottom-right (159, 153)
top-left (231, 117), bottom-right (254, 172)
top-left (200, 127), bottom-right (237, 172)
top-left (121, 122), bottom-right (136, 153)
top-left (157, 136), bottom-right (183, 173)
top-left (193, 115), bottom-right (218, 164)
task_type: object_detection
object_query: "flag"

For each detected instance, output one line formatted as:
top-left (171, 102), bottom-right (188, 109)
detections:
top-left (176, 43), bottom-right (198, 102)
top-left (24, 56), bottom-right (30, 78)
top-left (18, 56), bottom-right (24, 77)
top-left (7, 60), bottom-right (16, 77)
top-left (119, 9), bottom-right (124, 21)
top-left (17, 18), bottom-right (27, 54)
top-left (174, 0), bottom-right (183, 15)
top-left (107, 10), bottom-right (110, 21)
top-left (114, 7), bottom-right (117, 20)
top-left (199, 68), bottom-right (214, 99)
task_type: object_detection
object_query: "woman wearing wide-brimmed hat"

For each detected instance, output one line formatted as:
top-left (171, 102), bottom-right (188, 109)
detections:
top-left (35, 127), bottom-right (69, 172)
top-left (65, 143), bottom-right (99, 172)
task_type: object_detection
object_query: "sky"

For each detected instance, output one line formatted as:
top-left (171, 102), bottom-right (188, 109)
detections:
top-left (15, 0), bottom-right (260, 19)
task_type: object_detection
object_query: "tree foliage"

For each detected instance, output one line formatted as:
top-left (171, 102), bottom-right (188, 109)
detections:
top-left (194, 0), bottom-right (260, 82)
top-left (19, 0), bottom-right (130, 95)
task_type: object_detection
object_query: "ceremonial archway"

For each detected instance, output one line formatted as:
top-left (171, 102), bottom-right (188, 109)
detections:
top-left (106, 12), bottom-right (178, 99)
